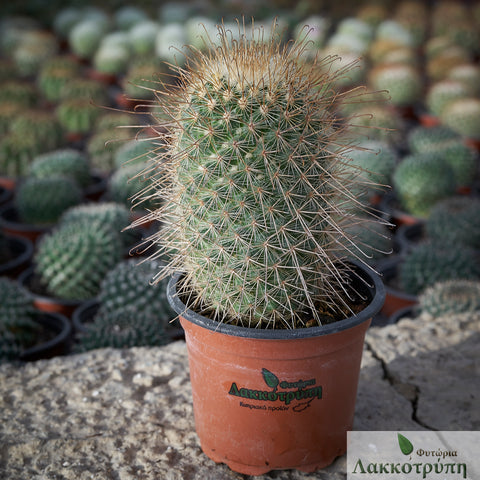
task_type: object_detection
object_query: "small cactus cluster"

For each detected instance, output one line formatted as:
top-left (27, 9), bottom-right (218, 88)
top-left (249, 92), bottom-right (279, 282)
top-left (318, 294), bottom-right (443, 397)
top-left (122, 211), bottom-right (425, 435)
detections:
top-left (399, 242), bottom-right (480, 295)
top-left (425, 80), bottom-right (471, 117)
top-left (56, 98), bottom-right (102, 135)
top-left (37, 55), bottom-right (81, 103)
top-left (425, 196), bottom-right (480, 250)
top-left (407, 125), bottom-right (460, 153)
top-left (418, 279), bottom-right (480, 317)
top-left (137, 22), bottom-right (389, 328)
top-left (0, 277), bottom-right (37, 363)
top-left (392, 152), bottom-right (456, 218)
top-left (15, 176), bottom-right (83, 226)
top-left (34, 217), bottom-right (123, 300)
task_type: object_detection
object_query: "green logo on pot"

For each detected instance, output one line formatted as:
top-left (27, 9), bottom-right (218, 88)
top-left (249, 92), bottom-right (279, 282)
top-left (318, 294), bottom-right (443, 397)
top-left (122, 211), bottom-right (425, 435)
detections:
top-left (228, 368), bottom-right (322, 412)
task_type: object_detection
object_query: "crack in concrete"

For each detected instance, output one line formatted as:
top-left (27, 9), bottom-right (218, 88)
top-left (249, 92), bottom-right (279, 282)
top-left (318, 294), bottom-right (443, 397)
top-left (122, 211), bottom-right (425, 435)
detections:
top-left (365, 341), bottom-right (435, 431)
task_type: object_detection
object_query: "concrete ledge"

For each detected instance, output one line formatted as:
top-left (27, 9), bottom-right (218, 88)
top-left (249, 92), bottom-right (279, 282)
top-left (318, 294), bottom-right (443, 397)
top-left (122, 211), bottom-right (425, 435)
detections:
top-left (1, 312), bottom-right (478, 479)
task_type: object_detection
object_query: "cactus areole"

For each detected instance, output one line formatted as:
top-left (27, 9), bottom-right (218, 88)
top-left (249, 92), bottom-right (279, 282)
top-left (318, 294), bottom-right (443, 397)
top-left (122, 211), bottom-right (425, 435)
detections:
top-left (135, 21), bottom-right (387, 475)
top-left (140, 21), bottom-right (386, 330)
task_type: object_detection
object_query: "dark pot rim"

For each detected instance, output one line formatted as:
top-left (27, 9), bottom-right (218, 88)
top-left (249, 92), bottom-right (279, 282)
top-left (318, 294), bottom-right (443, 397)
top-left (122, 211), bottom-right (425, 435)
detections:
top-left (18, 266), bottom-right (86, 307)
top-left (0, 235), bottom-right (34, 273)
top-left (19, 311), bottom-right (72, 362)
top-left (376, 255), bottom-right (419, 302)
top-left (72, 298), bottom-right (99, 334)
top-left (167, 260), bottom-right (385, 340)
top-left (0, 202), bottom-right (51, 234)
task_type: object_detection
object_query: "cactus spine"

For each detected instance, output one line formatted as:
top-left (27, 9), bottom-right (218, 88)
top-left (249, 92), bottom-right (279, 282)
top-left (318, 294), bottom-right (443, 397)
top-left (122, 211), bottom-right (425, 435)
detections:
top-left (138, 22), bottom-right (387, 328)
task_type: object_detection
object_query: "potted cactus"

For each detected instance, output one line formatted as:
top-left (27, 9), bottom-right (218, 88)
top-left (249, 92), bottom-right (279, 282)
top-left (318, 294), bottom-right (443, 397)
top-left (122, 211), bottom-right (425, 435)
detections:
top-left (132, 22), bottom-right (387, 475)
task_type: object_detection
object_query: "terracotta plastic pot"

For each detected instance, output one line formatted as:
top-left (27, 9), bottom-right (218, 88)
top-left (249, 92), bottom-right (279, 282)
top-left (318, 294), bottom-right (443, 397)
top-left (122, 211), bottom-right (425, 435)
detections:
top-left (167, 262), bottom-right (385, 475)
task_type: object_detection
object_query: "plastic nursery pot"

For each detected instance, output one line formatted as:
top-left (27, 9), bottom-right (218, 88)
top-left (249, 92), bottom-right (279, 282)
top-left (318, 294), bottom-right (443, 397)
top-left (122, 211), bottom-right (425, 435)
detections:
top-left (18, 267), bottom-right (83, 319)
top-left (167, 262), bottom-right (385, 475)
top-left (0, 235), bottom-right (34, 278)
top-left (376, 256), bottom-right (418, 318)
top-left (395, 221), bottom-right (425, 255)
top-left (19, 311), bottom-right (72, 362)
top-left (0, 202), bottom-right (52, 244)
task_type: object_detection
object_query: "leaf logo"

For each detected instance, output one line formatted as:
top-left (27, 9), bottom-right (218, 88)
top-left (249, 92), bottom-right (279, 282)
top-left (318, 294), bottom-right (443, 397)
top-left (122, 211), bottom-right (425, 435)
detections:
top-left (262, 368), bottom-right (279, 392)
top-left (398, 433), bottom-right (414, 456)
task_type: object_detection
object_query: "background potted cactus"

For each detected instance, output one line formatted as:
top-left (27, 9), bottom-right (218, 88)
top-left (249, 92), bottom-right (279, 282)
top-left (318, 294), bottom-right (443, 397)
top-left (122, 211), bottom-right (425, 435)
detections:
top-left (131, 21), bottom-right (387, 475)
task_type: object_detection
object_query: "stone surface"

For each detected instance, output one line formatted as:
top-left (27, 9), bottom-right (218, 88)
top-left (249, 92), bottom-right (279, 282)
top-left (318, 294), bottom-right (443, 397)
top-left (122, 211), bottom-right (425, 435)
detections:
top-left (0, 311), bottom-right (478, 479)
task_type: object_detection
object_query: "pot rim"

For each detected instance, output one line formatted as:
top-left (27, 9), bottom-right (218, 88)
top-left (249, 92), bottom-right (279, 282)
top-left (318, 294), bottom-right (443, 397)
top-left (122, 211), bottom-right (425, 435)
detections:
top-left (167, 260), bottom-right (385, 339)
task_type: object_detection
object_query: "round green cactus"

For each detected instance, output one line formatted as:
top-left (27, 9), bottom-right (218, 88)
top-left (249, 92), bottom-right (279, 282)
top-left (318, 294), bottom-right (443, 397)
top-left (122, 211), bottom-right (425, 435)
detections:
top-left (447, 63), bottom-right (480, 96)
top-left (407, 125), bottom-right (460, 153)
top-left (37, 56), bottom-right (81, 103)
top-left (419, 279), bottom-right (480, 317)
top-left (425, 196), bottom-right (480, 250)
top-left (399, 242), bottom-right (480, 295)
top-left (97, 258), bottom-right (176, 322)
top-left (68, 18), bottom-right (107, 60)
top-left (108, 162), bottom-right (156, 211)
top-left (440, 97), bottom-right (480, 140)
top-left (114, 138), bottom-right (155, 169)
top-left (392, 153), bottom-right (456, 218)
top-left (425, 80), bottom-right (471, 117)
top-left (0, 330), bottom-right (22, 364)
top-left (59, 78), bottom-right (108, 104)
top-left (344, 139), bottom-right (397, 200)
top-left (10, 110), bottom-right (63, 153)
top-left (122, 62), bottom-right (160, 100)
top-left (0, 276), bottom-right (37, 348)
top-left (0, 81), bottom-right (37, 107)
top-left (128, 20), bottom-right (160, 56)
top-left (16, 176), bottom-right (83, 226)
top-left (137, 23), bottom-right (389, 328)
top-left (76, 308), bottom-right (169, 352)
top-left (86, 127), bottom-right (132, 174)
top-left (0, 102), bottom-right (23, 136)
top-left (93, 43), bottom-right (131, 76)
top-left (35, 218), bottom-right (123, 301)
top-left (60, 201), bottom-right (136, 249)
top-left (0, 133), bottom-right (44, 177)
top-left (114, 6), bottom-right (148, 31)
top-left (28, 149), bottom-right (91, 188)
top-left (369, 63), bottom-right (422, 107)
top-left (56, 98), bottom-right (102, 134)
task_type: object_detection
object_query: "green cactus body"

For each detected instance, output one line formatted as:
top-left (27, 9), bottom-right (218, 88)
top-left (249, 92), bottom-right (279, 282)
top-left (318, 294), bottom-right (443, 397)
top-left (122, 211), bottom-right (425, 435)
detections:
top-left (37, 56), bottom-right (81, 103)
top-left (407, 125), bottom-right (460, 153)
top-left (93, 44), bottom-right (131, 76)
top-left (108, 162), bottom-right (155, 211)
top-left (0, 277), bottom-right (37, 348)
top-left (16, 176), bottom-right (83, 226)
top-left (447, 63), bottom-right (480, 96)
top-left (392, 153), bottom-right (456, 218)
top-left (399, 242), bottom-right (480, 295)
top-left (97, 259), bottom-right (176, 321)
top-left (426, 80), bottom-right (471, 117)
top-left (29, 149), bottom-right (91, 188)
top-left (140, 24), bottom-right (388, 328)
top-left (419, 279), bottom-right (480, 317)
top-left (0, 330), bottom-right (22, 364)
top-left (60, 201), bottom-right (136, 248)
top-left (95, 112), bottom-right (136, 131)
top-left (114, 6), bottom-right (148, 31)
top-left (122, 63), bottom-right (159, 100)
top-left (0, 133), bottom-right (43, 177)
top-left (128, 20), bottom-right (160, 55)
top-left (425, 196), bottom-right (480, 249)
top-left (35, 219), bottom-right (123, 300)
top-left (114, 138), bottom-right (155, 169)
top-left (69, 19), bottom-right (106, 60)
top-left (86, 127), bottom-right (132, 174)
top-left (56, 98), bottom-right (102, 134)
top-left (440, 141), bottom-right (478, 188)
top-left (344, 139), bottom-right (397, 199)
top-left (440, 98), bottom-right (480, 140)
top-left (10, 110), bottom-right (63, 152)
top-left (77, 308), bottom-right (168, 351)
top-left (0, 102), bottom-right (23, 136)
top-left (59, 78), bottom-right (108, 104)
top-left (0, 81), bottom-right (37, 107)
top-left (369, 64), bottom-right (422, 107)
